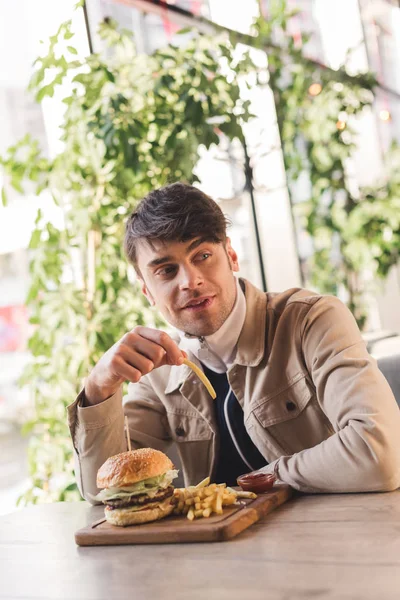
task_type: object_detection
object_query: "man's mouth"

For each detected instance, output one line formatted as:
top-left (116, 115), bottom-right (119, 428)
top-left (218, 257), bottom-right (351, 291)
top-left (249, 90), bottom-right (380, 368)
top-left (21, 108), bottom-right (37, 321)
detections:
top-left (181, 296), bottom-right (215, 312)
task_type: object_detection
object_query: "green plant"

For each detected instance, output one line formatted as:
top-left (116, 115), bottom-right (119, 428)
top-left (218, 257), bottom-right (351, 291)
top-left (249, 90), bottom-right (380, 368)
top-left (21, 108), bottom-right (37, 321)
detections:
top-left (0, 15), bottom-right (250, 504)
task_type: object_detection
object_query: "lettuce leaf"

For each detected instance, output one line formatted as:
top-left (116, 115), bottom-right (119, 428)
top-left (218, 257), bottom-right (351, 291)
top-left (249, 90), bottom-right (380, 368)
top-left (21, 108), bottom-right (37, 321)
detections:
top-left (95, 469), bottom-right (179, 502)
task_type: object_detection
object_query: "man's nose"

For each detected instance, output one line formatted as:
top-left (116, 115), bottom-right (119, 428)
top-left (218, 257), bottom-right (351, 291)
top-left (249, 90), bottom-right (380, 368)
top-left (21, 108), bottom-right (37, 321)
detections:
top-left (177, 264), bottom-right (204, 290)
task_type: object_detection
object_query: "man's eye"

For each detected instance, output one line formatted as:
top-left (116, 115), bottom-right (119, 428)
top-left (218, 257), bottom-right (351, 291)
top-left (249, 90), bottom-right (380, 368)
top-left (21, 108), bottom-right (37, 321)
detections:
top-left (198, 253), bottom-right (211, 261)
top-left (157, 266), bottom-right (176, 277)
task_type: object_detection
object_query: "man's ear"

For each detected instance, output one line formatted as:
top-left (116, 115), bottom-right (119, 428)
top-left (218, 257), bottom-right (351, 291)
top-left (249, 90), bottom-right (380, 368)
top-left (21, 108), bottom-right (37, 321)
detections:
top-left (139, 278), bottom-right (155, 306)
top-left (226, 238), bottom-right (239, 272)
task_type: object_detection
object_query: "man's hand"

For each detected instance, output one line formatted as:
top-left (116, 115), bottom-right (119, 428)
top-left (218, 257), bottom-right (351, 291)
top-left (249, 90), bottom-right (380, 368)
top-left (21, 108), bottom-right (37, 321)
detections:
top-left (84, 327), bottom-right (185, 405)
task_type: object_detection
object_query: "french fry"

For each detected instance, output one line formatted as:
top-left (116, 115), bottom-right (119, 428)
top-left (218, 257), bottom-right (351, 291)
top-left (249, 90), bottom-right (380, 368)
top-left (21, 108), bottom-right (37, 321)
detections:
top-left (235, 490), bottom-right (257, 499)
top-left (173, 478), bottom-right (258, 520)
top-left (194, 477), bottom-right (210, 489)
top-left (187, 508), bottom-right (195, 521)
top-left (222, 494), bottom-right (236, 505)
top-left (215, 491), bottom-right (223, 514)
top-left (183, 359), bottom-right (217, 399)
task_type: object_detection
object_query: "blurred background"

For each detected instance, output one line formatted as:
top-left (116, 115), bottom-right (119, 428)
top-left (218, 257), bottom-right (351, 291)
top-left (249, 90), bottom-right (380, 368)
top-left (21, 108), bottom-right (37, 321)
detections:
top-left (1, 0), bottom-right (400, 514)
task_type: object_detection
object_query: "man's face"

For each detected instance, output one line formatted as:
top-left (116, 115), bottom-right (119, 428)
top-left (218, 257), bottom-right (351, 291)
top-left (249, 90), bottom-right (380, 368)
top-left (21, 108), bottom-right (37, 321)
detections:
top-left (136, 236), bottom-right (239, 337)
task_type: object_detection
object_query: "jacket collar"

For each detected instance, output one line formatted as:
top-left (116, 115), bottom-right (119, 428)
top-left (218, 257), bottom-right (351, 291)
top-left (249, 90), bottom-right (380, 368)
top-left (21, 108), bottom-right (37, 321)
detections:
top-left (165, 278), bottom-right (267, 395)
top-left (235, 278), bottom-right (267, 367)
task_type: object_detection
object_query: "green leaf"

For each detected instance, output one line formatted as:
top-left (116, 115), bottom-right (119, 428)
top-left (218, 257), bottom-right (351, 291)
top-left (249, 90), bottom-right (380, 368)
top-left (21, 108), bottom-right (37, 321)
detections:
top-left (63, 482), bottom-right (78, 492)
top-left (10, 176), bottom-right (24, 194)
top-left (67, 46), bottom-right (78, 55)
top-left (1, 186), bottom-right (7, 206)
top-left (29, 229), bottom-right (41, 249)
top-left (176, 27), bottom-right (193, 35)
top-left (36, 84), bottom-right (55, 102)
top-left (35, 208), bottom-right (43, 225)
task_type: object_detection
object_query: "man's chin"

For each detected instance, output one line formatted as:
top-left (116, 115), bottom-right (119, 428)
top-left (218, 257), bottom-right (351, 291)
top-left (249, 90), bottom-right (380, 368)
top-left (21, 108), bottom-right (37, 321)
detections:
top-left (176, 314), bottom-right (221, 337)
top-left (172, 301), bottom-right (230, 337)
top-left (181, 322), bottom-right (218, 337)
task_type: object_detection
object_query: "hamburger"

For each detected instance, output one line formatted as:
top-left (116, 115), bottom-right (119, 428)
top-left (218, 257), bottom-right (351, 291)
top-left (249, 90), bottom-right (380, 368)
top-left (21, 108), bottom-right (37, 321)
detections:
top-left (95, 448), bottom-right (178, 527)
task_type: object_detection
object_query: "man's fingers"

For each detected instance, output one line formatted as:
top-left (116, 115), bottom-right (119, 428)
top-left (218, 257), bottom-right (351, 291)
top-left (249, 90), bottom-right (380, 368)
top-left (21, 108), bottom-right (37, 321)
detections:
top-left (86, 328), bottom-right (186, 400)
top-left (127, 327), bottom-right (184, 366)
top-left (113, 357), bottom-right (142, 383)
top-left (119, 347), bottom-right (155, 375)
top-left (123, 336), bottom-right (167, 367)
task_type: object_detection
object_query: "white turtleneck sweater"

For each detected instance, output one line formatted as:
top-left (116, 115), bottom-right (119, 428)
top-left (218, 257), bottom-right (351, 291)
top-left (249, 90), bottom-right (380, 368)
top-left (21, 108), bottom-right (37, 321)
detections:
top-left (177, 277), bottom-right (246, 373)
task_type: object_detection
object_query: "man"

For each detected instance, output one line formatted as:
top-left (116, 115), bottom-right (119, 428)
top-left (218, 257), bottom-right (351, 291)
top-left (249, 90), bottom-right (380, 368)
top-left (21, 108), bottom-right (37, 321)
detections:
top-left (68, 183), bottom-right (400, 504)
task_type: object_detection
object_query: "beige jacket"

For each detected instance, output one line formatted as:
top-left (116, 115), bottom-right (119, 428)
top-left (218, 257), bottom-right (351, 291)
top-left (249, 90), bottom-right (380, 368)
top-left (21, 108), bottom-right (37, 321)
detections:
top-left (67, 279), bottom-right (400, 504)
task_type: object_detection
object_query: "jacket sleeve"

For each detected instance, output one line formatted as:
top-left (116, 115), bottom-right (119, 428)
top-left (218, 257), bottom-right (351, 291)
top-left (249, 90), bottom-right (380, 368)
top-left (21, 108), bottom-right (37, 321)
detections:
top-left (263, 296), bottom-right (400, 493)
top-left (67, 376), bottom-right (172, 505)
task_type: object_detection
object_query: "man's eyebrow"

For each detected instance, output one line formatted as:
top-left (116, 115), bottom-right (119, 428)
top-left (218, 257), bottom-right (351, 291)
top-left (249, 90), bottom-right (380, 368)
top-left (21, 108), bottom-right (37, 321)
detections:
top-left (147, 255), bottom-right (174, 269)
top-left (186, 236), bottom-right (213, 252)
top-left (146, 237), bottom-right (214, 269)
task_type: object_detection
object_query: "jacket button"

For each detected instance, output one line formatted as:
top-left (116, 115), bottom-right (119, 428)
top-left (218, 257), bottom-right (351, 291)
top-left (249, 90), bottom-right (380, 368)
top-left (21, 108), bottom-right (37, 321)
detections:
top-left (175, 426), bottom-right (185, 437)
top-left (286, 401), bottom-right (296, 412)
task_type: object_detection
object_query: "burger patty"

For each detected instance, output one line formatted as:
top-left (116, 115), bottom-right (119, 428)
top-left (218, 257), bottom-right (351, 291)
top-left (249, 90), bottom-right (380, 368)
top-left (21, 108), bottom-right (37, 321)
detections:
top-left (104, 486), bottom-right (174, 510)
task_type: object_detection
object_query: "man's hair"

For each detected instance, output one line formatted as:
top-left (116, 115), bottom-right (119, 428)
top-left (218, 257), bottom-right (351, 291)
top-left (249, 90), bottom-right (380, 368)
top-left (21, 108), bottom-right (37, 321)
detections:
top-left (124, 182), bottom-right (230, 269)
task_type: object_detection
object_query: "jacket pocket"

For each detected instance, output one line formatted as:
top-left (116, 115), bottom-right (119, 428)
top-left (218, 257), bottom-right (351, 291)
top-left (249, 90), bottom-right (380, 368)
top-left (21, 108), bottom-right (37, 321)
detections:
top-left (166, 411), bottom-right (213, 443)
top-left (253, 375), bottom-right (313, 427)
top-left (251, 374), bottom-right (334, 454)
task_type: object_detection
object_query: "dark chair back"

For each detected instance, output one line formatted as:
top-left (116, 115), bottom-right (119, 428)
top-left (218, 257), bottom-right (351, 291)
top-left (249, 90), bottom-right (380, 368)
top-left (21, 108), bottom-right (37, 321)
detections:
top-left (378, 354), bottom-right (400, 408)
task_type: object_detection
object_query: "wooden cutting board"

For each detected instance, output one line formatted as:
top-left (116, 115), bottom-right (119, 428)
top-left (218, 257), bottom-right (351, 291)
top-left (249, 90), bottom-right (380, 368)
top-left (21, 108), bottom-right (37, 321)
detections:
top-left (75, 483), bottom-right (292, 546)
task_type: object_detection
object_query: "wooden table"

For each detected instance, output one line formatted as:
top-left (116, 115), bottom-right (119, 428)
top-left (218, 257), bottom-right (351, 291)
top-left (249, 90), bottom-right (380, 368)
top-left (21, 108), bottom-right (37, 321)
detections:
top-left (1, 491), bottom-right (400, 600)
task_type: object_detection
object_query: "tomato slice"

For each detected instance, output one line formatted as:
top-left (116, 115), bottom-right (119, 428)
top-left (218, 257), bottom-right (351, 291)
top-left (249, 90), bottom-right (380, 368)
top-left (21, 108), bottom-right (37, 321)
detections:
top-left (237, 471), bottom-right (276, 493)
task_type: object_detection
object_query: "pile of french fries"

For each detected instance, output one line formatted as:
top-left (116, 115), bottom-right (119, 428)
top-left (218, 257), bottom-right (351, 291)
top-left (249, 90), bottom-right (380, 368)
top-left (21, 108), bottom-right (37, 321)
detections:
top-left (172, 477), bottom-right (257, 521)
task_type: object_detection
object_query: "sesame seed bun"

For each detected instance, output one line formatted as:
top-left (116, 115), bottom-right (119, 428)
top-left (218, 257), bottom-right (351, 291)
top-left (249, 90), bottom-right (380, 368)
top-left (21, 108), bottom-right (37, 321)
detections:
top-left (96, 448), bottom-right (174, 489)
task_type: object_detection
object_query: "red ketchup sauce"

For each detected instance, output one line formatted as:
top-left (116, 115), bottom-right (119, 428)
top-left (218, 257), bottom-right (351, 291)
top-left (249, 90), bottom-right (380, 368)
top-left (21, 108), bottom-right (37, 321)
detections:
top-left (237, 472), bottom-right (276, 493)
